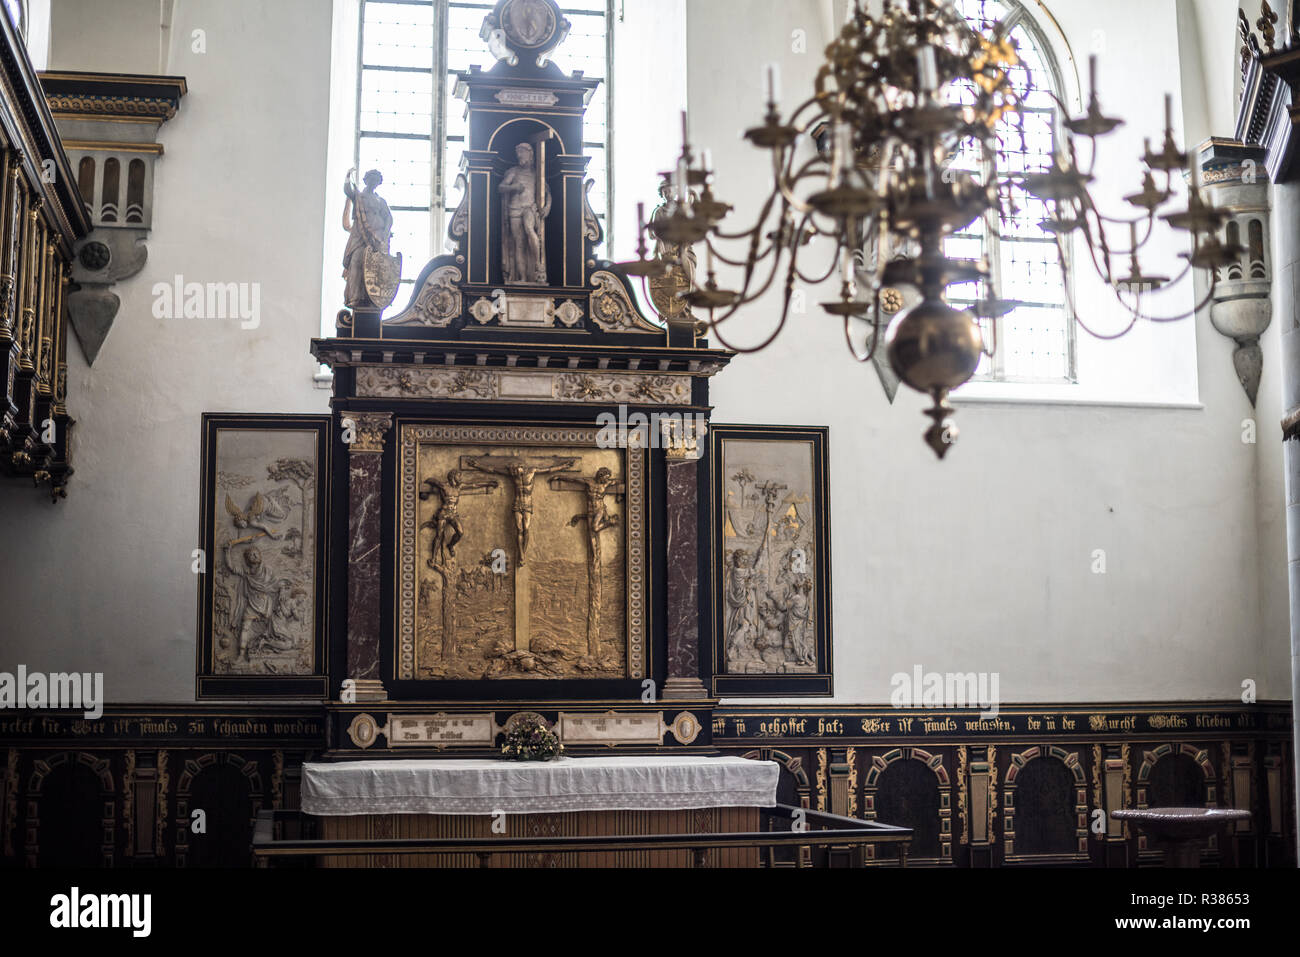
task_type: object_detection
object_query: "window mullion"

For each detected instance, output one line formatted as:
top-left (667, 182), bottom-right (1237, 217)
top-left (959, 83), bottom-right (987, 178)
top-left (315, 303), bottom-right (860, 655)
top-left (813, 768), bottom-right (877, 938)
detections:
top-left (981, 151), bottom-right (1008, 381)
top-left (604, 0), bottom-right (615, 252)
top-left (431, 0), bottom-right (449, 258)
top-left (353, 0), bottom-right (367, 176)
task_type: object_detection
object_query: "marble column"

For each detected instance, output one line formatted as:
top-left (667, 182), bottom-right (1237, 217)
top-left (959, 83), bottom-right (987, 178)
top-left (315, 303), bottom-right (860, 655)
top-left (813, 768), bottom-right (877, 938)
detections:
top-left (343, 411), bottom-right (392, 703)
top-left (661, 418), bottom-right (709, 701)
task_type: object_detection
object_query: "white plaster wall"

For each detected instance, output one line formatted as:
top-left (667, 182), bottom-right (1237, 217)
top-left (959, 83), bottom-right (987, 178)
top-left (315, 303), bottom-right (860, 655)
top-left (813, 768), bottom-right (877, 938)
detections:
top-left (48, 0), bottom-right (162, 74)
top-left (0, 0), bottom-right (332, 701)
top-left (1177, 0), bottom-right (1291, 708)
top-left (0, 0), bottom-right (1283, 707)
top-left (687, 0), bottom-right (1286, 704)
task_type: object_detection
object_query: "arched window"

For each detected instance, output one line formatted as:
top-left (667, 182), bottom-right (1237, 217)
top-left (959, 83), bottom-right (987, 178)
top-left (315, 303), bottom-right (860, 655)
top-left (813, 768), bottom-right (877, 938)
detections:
top-left (949, 0), bottom-right (1073, 383)
top-left (354, 0), bottom-right (613, 287)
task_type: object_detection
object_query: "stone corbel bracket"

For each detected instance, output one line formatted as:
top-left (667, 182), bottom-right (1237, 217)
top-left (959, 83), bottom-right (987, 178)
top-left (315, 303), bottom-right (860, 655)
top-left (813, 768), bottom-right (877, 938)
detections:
top-left (1199, 140), bottom-right (1272, 406)
top-left (39, 72), bottom-right (187, 364)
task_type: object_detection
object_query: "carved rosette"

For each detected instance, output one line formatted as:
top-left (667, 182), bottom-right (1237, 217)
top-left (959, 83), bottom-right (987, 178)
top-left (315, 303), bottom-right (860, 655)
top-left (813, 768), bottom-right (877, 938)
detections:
top-left (387, 265), bottom-right (463, 327)
top-left (344, 412), bottom-right (392, 454)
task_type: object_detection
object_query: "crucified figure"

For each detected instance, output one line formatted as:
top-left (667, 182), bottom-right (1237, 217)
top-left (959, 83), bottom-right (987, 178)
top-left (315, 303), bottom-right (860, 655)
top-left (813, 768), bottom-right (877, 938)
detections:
top-left (550, 467), bottom-right (625, 658)
top-left (463, 454), bottom-right (578, 565)
top-left (419, 468), bottom-right (498, 568)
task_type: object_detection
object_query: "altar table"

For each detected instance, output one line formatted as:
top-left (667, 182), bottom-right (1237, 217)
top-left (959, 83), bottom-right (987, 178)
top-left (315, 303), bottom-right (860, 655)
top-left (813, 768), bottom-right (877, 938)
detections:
top-left (302, 755), bottom-right (780, 868)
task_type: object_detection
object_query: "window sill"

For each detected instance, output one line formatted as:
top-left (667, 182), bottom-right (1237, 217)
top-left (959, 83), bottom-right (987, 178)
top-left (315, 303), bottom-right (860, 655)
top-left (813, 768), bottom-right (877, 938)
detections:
top-left (951, 381), bottom-right (1203, 410)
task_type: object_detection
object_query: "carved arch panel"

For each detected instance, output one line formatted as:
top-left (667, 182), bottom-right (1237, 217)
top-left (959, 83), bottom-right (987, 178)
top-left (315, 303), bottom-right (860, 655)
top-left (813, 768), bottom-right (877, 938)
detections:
top-left (1136, 742), bottom-right (1218, 858)
top-left (1003, 745), bottom-right (1089, 863)
top-left (24, 750), bottom-right (115, 867)
top-left (175, 752), bottom-right (264, 867)
top-left (862, 746), bottom-right (952, 863)
top-left (743, 748), bottom-right (812, 868)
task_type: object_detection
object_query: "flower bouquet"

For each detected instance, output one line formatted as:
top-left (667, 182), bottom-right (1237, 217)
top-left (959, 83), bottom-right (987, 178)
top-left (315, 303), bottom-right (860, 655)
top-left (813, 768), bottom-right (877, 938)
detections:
top-left (500, 716), bottom-right (564, 761)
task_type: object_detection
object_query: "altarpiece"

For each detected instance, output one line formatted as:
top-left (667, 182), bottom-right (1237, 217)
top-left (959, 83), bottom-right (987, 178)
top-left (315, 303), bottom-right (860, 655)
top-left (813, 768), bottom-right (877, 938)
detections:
top-left (309, 0), bottom-right (738, 757)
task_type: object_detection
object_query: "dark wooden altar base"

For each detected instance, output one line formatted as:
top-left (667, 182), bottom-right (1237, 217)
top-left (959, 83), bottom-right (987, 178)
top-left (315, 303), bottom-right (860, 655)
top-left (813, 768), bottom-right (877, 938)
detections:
top-left (318, 807), bottom-right (759, 868)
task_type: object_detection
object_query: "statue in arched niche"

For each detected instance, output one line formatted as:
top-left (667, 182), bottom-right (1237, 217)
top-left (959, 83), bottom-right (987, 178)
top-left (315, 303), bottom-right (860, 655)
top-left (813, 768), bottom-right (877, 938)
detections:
top-left (499, 141), bottom-right (551, 284)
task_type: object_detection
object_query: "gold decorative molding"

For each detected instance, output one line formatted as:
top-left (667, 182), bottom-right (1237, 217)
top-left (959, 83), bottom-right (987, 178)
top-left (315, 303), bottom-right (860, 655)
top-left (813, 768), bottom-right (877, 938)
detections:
top-left (58, 139), bottom-right (164, 155)
top-left (957, 744), bottom-right (968, 845)
top-left (816, 748), bottom-right (828, 812)
top-left (342, 412), bottom-right (392, 454)
top-left (155, 750), bottom-right (169, 856)
top-left (846, 746), bottom-right (858, 818)
top-left (1220, 740), bottom-right (1233, 809)
top-left (271, 750), bottom-right (284, 810)
top-left (43, 87), bottom-right (184, 121)
top-left (122, 749), bottom-right (136, 857)
top-left (987, 744), bottom-right (998, 843)
top-left (661, 415), bottom-right (706, 461)
top-left (1091, 742), bottom-right (1102, 818)
top-left (3, 747), bottom-right (17, 858)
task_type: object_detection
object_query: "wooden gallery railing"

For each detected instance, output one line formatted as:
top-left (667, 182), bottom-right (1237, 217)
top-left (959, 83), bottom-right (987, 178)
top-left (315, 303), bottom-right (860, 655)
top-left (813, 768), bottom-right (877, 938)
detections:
top-left (252, 806), bottom-right (914, 868)
top-left (0, 13), bottom-right (91, 500)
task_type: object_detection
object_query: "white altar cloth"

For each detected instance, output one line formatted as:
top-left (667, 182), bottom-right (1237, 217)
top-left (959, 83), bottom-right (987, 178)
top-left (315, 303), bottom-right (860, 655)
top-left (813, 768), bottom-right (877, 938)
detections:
top-left (301, 755), bottom-right (780, 816)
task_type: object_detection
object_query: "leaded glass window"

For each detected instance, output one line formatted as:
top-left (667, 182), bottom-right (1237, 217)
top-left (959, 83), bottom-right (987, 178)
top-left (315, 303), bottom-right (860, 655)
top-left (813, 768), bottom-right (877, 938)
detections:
top-left (356, 0), bottom-right (612, 288)
top-left (948, 0), bottom-right (1074, 383)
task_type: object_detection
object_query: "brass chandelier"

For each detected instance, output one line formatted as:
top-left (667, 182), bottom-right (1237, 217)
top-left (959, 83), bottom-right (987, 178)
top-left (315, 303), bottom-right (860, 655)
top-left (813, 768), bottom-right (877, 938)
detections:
top-left (618, 0), bottom-right (1237, 458)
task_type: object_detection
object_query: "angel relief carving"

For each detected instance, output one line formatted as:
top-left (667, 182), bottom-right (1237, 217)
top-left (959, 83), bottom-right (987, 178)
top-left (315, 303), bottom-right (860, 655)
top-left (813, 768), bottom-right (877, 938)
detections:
top-left (211, 434), bottom-right (318, 675)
